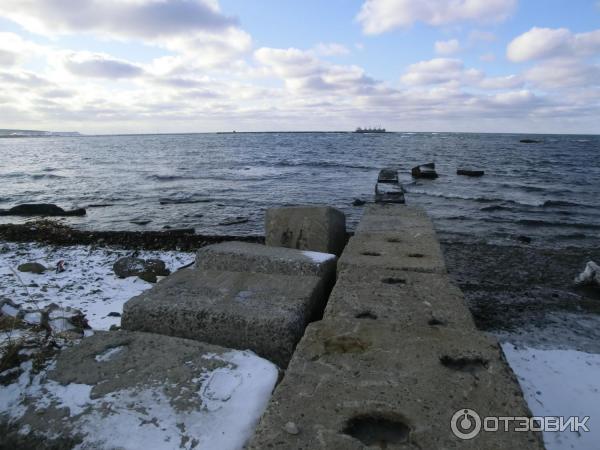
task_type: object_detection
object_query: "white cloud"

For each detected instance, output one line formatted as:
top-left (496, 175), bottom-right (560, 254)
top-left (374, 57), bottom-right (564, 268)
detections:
top-left (525, 59), bottom-right (600, 89)
top-left (0, 32), bottom-right (43, 67)
top-left (401, 58), bottom-right (482, 85)
top-left (357, 0), bottom-right (516, 34)
top-left (507, 27), bottom-right (600, 62)
top-left (62, 52), bottom-right (144, 79)
top-left (313, 43), bottom-right (350, 56)
top-left (435, 39), bottom-right (460, 55)
top-left (0, 0), bottom-right (235, 39)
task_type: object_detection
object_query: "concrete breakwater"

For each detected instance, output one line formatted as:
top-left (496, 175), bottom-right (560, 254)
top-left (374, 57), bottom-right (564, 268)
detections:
top-left (249, 203), bottom-right (544, 449)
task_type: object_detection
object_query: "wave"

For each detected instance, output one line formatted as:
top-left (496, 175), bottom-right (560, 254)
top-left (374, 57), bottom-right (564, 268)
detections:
top-left (146, 174), bottom-right (195, 182)
top-left (274, 160), bottom-right (376, 170)
top-left (542, 200), bottom-right (593, 208)
top-left (516, 219), bottom-right (600, 230)
top-left (159, 197), bottom-right (213, 205)
top-left (30, 174), bottom-right (65, 180)
top-left (405, 189), bottom-right (545, 207)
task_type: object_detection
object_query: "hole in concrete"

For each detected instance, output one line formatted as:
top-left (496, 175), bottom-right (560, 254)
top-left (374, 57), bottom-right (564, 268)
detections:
top-left (324, 336), bottom-right (371, 354)
top-left (381, 277), bottom-right (406, 285)
top-left (428, 317), bottom-right (446, 326)
top-left (355, 311), bottom-right (378, 320)
top-left (440, 355), bottom-right (489, 373)
top-left (386, 237), bottom-right (402, 243)
top-left (361, 251), bottom-right (381, 256)
top-left (343, 414), bottom-right (411, 448)
top-left (407, 253), bottom-right (424, 258)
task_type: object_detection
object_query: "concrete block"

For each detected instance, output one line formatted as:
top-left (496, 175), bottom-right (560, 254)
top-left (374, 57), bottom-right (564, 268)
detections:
top-left (122, 269), bottom-right (326, 367)
top-left (324, 269), bottom-right (476, 330)
top-left (196, 241), bottom-right (336, 278)
top-left (337, 233), bottom-right (447, 274)
top-left (355, 205), bottom-right (435, 235)
top-left (265, 206), bottom-right (347, 256)
top-left (1, 330), bottom-right (278, 449)
top-left (249, 319), bottom-right (543, 450)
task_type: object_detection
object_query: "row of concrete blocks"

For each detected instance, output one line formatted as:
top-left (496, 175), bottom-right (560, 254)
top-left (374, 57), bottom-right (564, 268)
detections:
top-left (248, 204), bottom-right (545, 449)
top-left (122, 207), bottom-right (347, 368)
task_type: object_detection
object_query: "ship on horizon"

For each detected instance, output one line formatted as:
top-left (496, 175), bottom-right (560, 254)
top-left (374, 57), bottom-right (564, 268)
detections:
top-left (355, 127), bottom-right (386, 133)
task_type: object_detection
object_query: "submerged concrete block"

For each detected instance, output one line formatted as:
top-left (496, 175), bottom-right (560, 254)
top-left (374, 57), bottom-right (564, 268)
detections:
top-left (122, 269), bottom-right (326, 367)
top-left (249, 319), bottom-right (544, 450)
top-left (196, 241), bottom-right (336, 278)
top-left (337, 232), bottom-right (447, 274)
top-left (1, 330), bottom-right (278, 450)
top-left (265, 206), bottom-right (347, 256)
top-left (325, 269), bottom-right (475, 329)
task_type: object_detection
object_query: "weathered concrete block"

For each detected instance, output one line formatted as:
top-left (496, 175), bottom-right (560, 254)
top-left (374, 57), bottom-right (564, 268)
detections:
top-left (265, 206), bottom-right (347, 256)
top-left (122, 269), bottom-right (326, 367)
top-left (1, 330), bottom-right (278, 450)
top-left (249, 319), bottom-right (544, 450)
top-left (337, 233), bottom-right (447, 274)
top-left (196, 241), bottom-right (336, 278)
top-left (325, 269), bottom-right (475, 330)
top-left (355, 204), bottom-right (435, 234)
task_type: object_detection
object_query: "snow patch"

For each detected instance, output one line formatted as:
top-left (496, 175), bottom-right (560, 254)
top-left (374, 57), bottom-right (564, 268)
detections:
top-left (95, 345), bottom-right (125, 362)
top-left (301, 250), bottom-right (336, 263)
top-left (503, 343), bottom-right (600, 450)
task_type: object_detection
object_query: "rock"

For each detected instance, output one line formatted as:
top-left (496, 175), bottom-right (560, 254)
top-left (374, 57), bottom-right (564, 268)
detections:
top-left (284, 422), bottom-right (300, 435)
top-left (113, 256), bottom-right (170, 280)
top-left (457, 169), bottom-right (485, 177)
top-left (411, 163), bottom-right (438, 179)
top-left (107, 312), bottom-right (121, 317)
top-left (575, 261), bottom-right (600, 287)
top-left (520, 138), bottom-right (542, 144)
top-left (17, 262), bottom-right (47, 274)
top-left (0, 203), bottom-right (86, 217)
top-left (265, 206), bottom-right (347, 256)
top-left (137, 272), bottom-right (157, 283)
top-left (517, 235), bottom-right (532, 244)
top-left (352, 198), bottom-right (366, 206)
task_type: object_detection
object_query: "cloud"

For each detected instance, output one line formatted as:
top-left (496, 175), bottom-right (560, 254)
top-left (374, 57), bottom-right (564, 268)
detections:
top-left (313, 42), bottom-right (350, 56)
top-left (524, 59), bottom-right (600, 89)
top-left (0, 0), bottom-right (236, 39)
top-left (435, 39), bottom-right (460, 55)
top-left (507, 27), bottom-right (600, 62)
top-left (480, 52), bottom-right (496, 62)
top-left (0, 32), bottom-right (42, 67)
top-left (357, 0), bottom-right (516, 34)
top-left (63, 52), bottom-right (144, 79)
top-left (401, 58), bottom-right (482, 85)
top-left (469, 30), bottom-right (496, 43)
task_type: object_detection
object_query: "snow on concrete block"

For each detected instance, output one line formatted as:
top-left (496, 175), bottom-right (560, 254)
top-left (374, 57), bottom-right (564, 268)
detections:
top-left (265, 206), bottom-right (347, 256)
top-left (249, 319), bottom-right (544, 450)
top-left (0, 330), bottom-right (278, 450)
top-left (122, 269), bottom-right (328, 367)
top-left (196, 242), bottom-right (336, 279)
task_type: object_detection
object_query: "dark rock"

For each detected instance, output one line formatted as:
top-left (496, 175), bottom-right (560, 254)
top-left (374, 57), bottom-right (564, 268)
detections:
top-left (113, 256), bottom-right (170, 280)
top-left (352, 198), bottom-right (366, 207)
top-left (411, 163), bottom-right (438, 179)
top-left (457, 169), bottom-right (485, 177)
top-left (17, 262), bottom-right (47, 274)
top-left (374, 182), bottom-right (405, 204)
top-left (137, 272), bottom-right (158, 283)
top-left (107, 312), bottom-right (121, 317)
top-left (517, 235), bottom-right (532, 244)
top-left (0, 204), bottom-right (86, 217)
top-left (520, 139), bottom-right (542, 144)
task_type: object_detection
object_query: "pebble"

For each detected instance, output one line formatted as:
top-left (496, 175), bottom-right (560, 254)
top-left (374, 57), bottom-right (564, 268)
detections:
top-left (283, 421), bottom-right (299, 435)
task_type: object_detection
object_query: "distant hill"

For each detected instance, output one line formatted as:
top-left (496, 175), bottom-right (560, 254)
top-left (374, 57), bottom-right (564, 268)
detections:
top-left (0, 129), bottom-right (81, 138)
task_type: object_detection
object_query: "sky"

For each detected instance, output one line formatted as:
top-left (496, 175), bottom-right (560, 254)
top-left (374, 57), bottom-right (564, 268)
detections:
top-left (0, 0), bottom-right (599, 134)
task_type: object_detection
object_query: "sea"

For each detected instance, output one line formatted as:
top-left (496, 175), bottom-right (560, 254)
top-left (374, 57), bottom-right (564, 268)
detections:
top-left (1, 132), bottom-right (599, 249)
